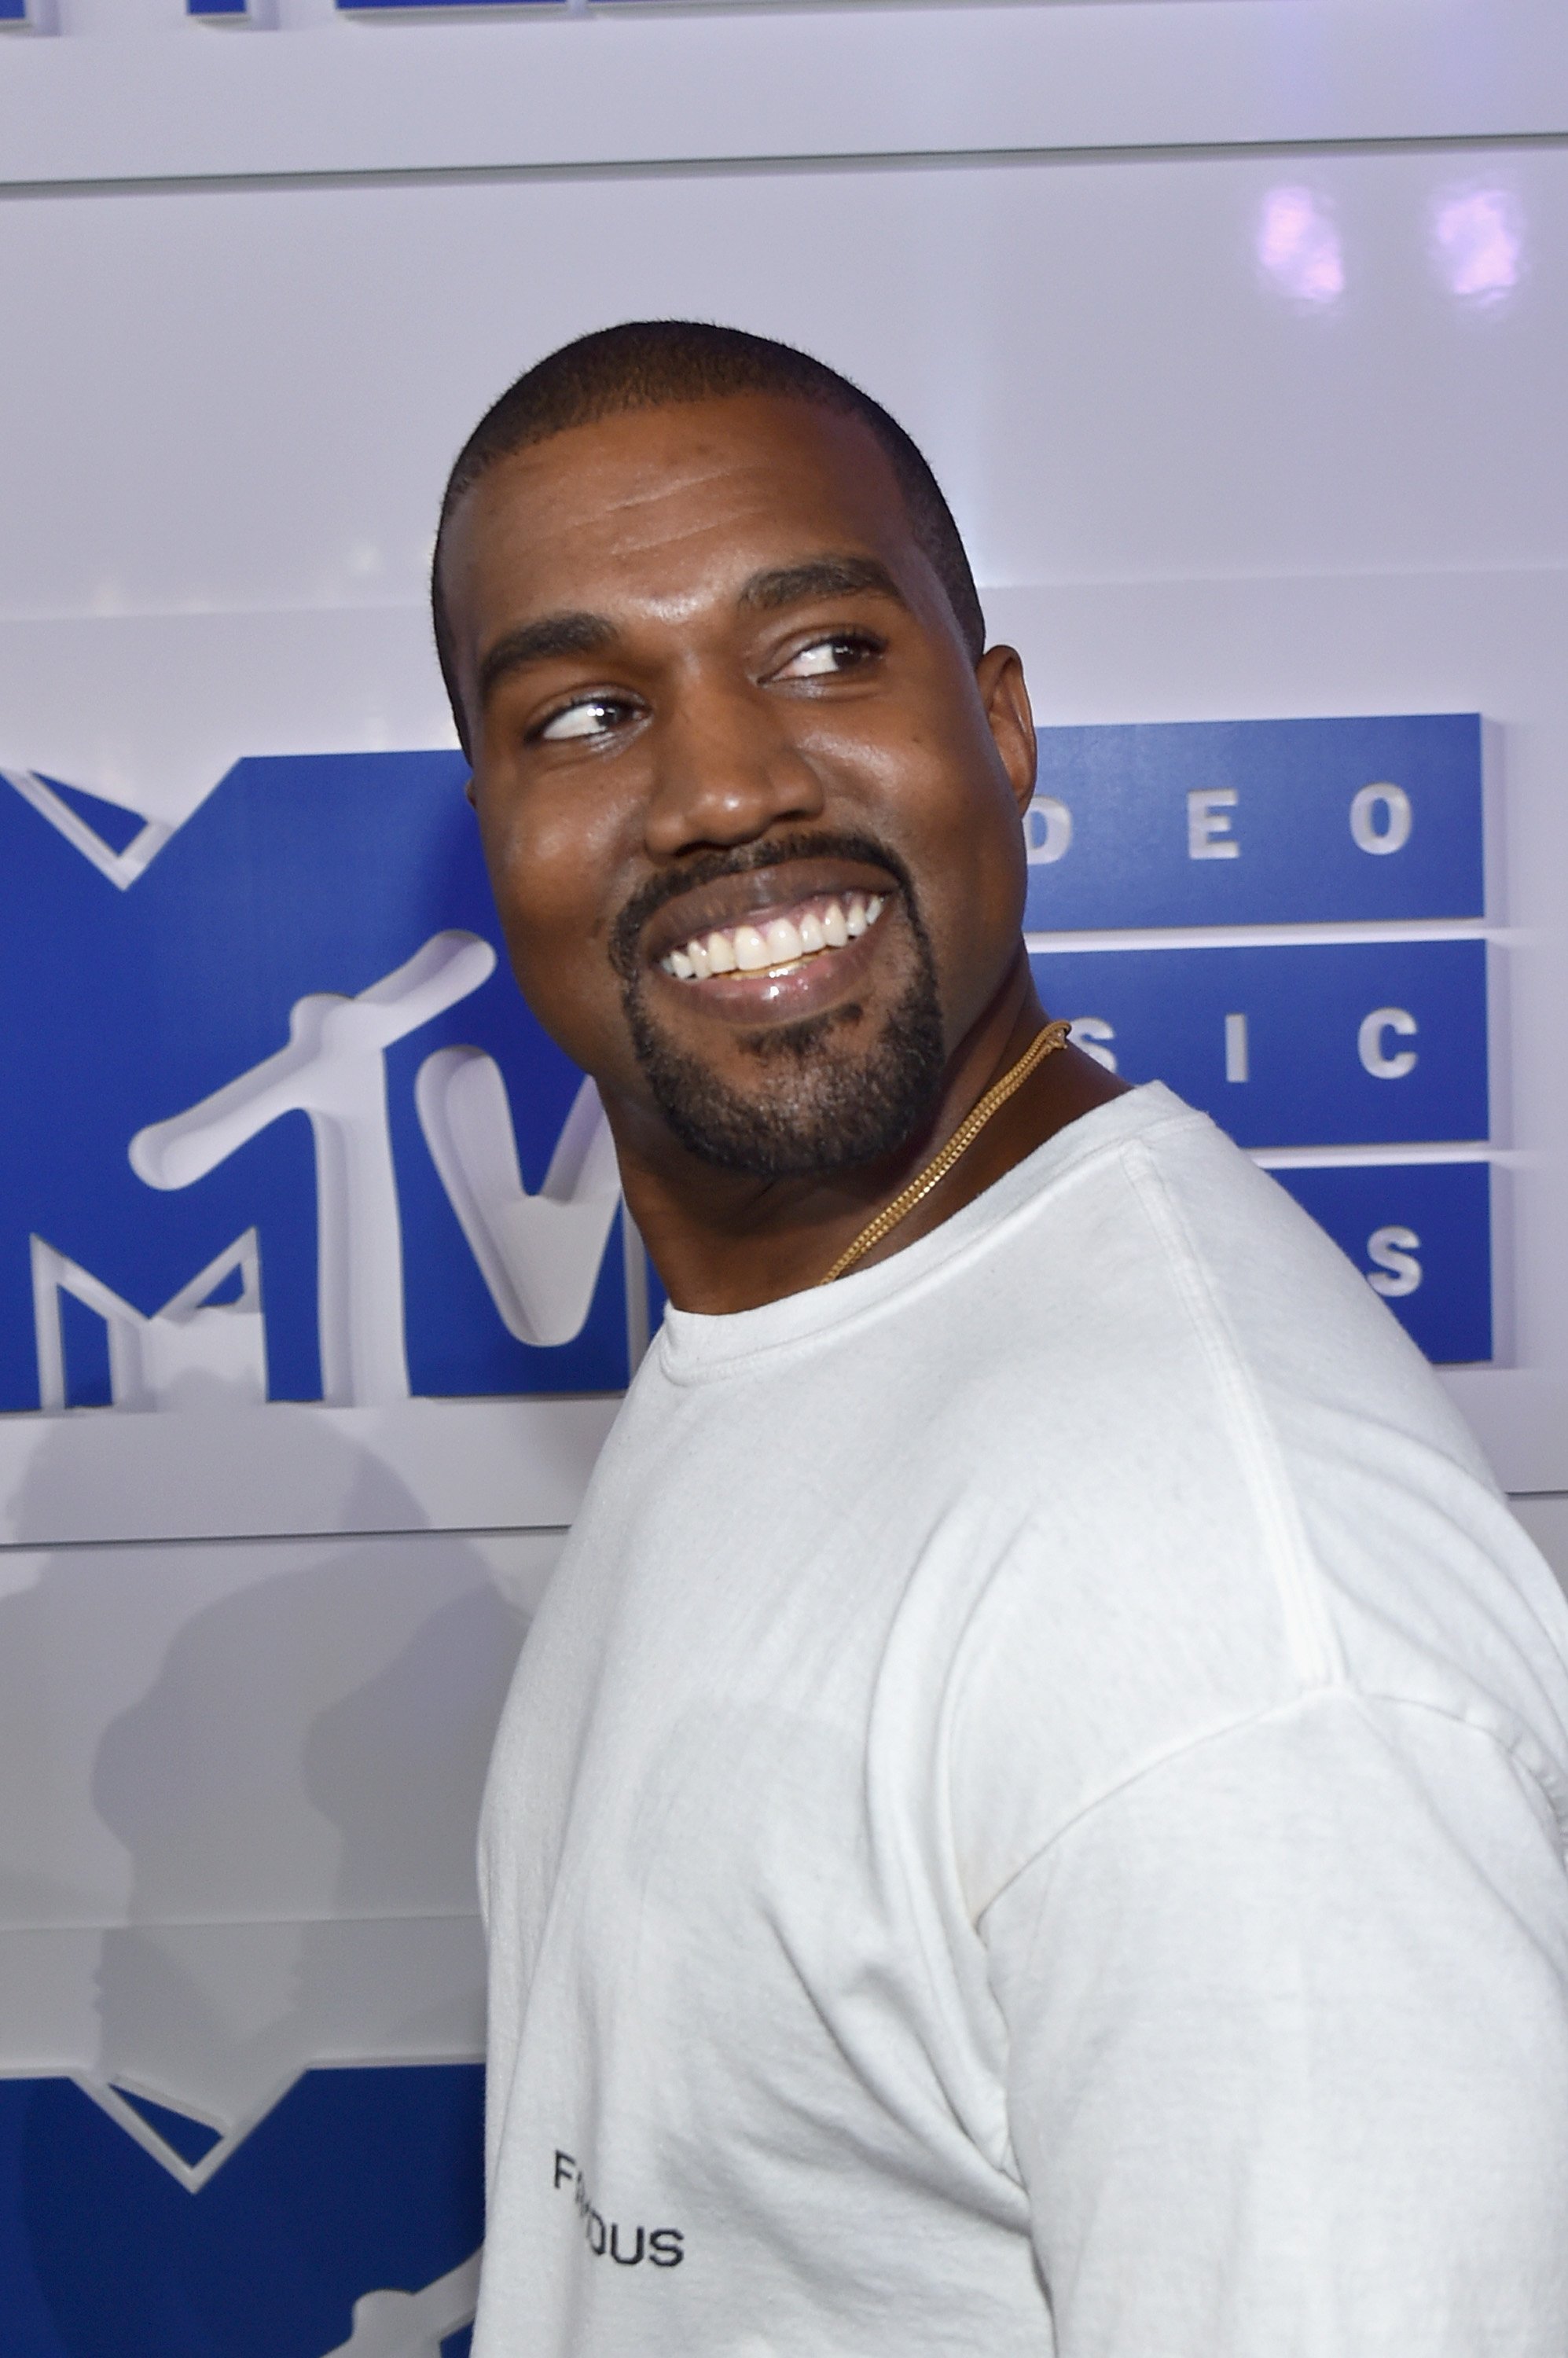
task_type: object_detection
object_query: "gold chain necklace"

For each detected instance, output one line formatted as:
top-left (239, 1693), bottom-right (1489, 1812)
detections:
top-left (817, 1018), bottom-right (1074, 1285)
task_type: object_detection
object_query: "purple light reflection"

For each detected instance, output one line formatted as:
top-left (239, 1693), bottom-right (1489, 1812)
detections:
top-left (1432, 188), bottom-right (1522, 303)
top-left (1257, 187), bottom-right (1344, 307)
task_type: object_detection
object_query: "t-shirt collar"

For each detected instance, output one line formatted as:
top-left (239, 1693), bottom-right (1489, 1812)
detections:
top-left (654, 1082), bottom-right (1192, 1385)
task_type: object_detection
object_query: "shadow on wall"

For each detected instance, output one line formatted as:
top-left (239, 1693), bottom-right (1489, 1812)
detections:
top-left (0, 1407), bottom-right (545, 2355)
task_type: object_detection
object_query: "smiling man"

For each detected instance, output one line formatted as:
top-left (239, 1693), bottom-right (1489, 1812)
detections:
top-left (435, 322), bottom-right (1568, 2358)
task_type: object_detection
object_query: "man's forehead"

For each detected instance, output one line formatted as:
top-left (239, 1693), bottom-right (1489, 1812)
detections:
top-left (450, 394), bottom-right (916, 605)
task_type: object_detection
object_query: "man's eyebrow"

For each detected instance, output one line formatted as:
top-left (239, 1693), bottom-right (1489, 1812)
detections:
top-left (477, 612), bottom-right (615, 705)
top-left (738, 555), bottom-right (911, 616)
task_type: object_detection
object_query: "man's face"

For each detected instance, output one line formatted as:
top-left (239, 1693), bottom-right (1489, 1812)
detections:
top-left (442, 392), bottom-right (1037, 1180)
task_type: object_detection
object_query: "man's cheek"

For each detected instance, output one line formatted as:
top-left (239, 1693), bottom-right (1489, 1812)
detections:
top-left (520, 935), bottom-right (626, 1050)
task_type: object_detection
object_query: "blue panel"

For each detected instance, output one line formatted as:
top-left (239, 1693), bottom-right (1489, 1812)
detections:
top-left (57, 1291), bottom-right (112, 1409)
top-left (1023, 714), bottom-right (1483, 931)
top-left (186, 1), bottom-right (252, 18)
top-left (1030, 939), bottom-right (1489, 1148)
top-left (0, 755), bottom-right (633, 1412)
top-left (34, 774), bottom-right (148, 854)
top-left (1273, 1162), bottom-right (1493, 1364)
top-left (0, 2065), bottom-right (481, 2358)
top-left (0, 0), bottom-right (34, 21)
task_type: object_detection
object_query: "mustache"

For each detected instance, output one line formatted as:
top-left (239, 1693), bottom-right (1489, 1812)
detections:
top-left (608, 830), bottom-right (922, 983)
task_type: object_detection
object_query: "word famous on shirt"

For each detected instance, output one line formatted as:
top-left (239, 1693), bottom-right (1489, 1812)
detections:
top-left (553, 2150), bottom-right (685, 2269)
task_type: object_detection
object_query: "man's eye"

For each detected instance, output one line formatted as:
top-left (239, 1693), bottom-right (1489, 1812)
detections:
top-left (776, 634), bottom-right (881, 681)
top-left (537, 696), bottom-right (636, 744)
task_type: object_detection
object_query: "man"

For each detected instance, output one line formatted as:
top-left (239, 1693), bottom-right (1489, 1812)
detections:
top-left (434, 320), bottom-right (1568, 2355)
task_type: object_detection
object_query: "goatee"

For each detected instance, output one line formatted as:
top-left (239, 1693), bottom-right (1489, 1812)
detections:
top-left (609, 834), bottom-right (946, 1181)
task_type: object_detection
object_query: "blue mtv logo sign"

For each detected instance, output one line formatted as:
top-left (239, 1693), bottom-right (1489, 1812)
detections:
top-left (1, 713), bottom-right (1498, 1412)
top-left (1, 754), bottom-right (644, 1420)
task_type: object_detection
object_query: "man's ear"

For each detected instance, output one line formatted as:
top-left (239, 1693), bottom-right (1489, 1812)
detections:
top-left (975, 645), bottom-right (1037, 816)
top-left (465, 773), bottom-right (477, 808)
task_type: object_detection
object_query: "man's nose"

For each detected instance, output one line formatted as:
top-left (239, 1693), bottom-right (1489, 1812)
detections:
top-left (641, 677), bottom-right (827, 858)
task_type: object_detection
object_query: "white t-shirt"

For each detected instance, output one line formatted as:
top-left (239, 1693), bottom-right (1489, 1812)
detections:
top-left (475, 1083), bottom-right (1568, 2357)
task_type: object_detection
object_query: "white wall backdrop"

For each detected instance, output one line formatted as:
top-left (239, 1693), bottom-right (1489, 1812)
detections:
top-left (1, 5), bottom-right (1564, 2352)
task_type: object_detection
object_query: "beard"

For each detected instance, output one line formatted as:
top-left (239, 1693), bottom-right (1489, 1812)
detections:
top-left (609, 832), bottom-right (947, 1181)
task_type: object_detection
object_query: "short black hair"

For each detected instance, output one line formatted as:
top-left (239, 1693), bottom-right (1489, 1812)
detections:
top-left (431, 319), bottom-right (986, 747)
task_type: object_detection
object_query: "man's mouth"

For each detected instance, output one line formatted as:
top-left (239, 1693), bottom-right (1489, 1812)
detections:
top-left (658, 891), bottom-right (886, 983)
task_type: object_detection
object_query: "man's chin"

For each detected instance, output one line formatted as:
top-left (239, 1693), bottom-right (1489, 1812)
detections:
top-left (625, 985), bottom-right (946, 1185)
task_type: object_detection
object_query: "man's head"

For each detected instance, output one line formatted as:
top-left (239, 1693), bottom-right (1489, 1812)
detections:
top-left (432, 321), bottom-right (986, 732)
top-left (434, 320), bottom-right (1037, 1185)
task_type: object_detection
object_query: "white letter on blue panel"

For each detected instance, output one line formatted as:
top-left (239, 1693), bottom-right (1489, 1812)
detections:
top-left (415, 1054), bottom-right (621, 1350)
top-left (1358, 1006), bottom-right (1419, 1079)
top-left (1023, 795), bottom-right (1073, 865)
top-left (1188, 788), bottom-right (1239, 859)
top-left (1350, 782), bottom-right (1413, 855)
top-left (1068, 1018), bottom-right (1118, 1073)
top-left (1368, 1225), bottom-right (1423, 1296)
top-left (130, 930), bottom-right (495, 1410)
top-left (31, 1232), bottom-right (266, 1415)
top-left (1225, 1013), bottom-right (1250, 1082)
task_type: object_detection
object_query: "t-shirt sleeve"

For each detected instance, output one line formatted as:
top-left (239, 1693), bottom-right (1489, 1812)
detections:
top-left (979, 1688), bottom-right (1568, 2356)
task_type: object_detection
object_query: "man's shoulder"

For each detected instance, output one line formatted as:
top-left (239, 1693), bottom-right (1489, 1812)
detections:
top-left (949, 1089), bottom-right (1550, 1710)
top-left (956, 1085), bottom-right (1482, 1477)
top-left (929, 1094), bottom-right (1568, 1911)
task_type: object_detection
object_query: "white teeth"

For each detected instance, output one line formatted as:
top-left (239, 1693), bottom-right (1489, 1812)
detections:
top-left (663, 894), bottom-right (888, 979)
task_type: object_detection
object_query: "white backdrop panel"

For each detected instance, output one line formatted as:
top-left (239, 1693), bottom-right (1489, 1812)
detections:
top-left (1, 149), bottom-right (1565, 634)
top-left (0, 1526), bottom-right (554, 2115)
top-left (5, 0), bottom-right (1566, 189)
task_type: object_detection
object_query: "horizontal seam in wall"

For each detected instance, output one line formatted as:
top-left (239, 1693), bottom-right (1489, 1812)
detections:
top-left (0, 1909), bottom-right (483, 1934)
top-left (0, 1522), bottom-right (571, 1554)
top-left (4, 125), bottom-right (1568, 204)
